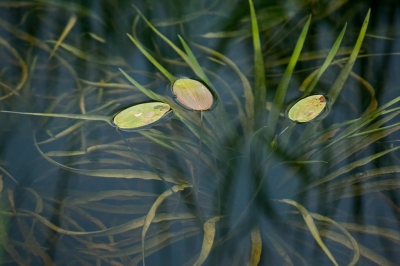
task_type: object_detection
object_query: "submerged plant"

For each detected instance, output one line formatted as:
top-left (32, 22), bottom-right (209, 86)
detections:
top-left (1, 0), bottom-right (400, 265)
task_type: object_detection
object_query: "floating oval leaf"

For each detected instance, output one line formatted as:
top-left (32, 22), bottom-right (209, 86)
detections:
top-left (287, 95), bottom-right (328, 123)
top-left (172, 78), bottom-right (215, 111)
top-left (112, 102), bottom-right (171, 130)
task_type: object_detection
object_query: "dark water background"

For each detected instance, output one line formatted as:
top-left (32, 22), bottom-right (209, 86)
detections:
top-left (0, 0), bottom-right (400, 265)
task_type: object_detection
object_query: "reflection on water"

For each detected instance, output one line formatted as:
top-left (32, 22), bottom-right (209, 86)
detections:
top-left (0, 0), bottom-right (400, 265)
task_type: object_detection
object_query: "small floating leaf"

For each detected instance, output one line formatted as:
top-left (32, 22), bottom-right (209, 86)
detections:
top-left (287, 94), bottom-right (327, 123)
top-left (172, 78), bottom-right (214, 111)
top-left (113, 102), bottom-right (171, 130)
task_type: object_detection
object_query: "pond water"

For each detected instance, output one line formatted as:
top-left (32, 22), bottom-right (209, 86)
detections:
top-left (1, 0), bottom-right (400, 265)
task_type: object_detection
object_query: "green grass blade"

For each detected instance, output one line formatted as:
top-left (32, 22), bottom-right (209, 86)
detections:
top-left (126, 34), bottom-right (175, 83)
top-left (118, 68), bottom-right (164, 101)
top-left (132, 5), bottom-right (194, 72)
top-left (177, 35), bottom-right (211, 87)
top-left (249, 0), bottom-right (266, 127)
top-left (267, 16), bottom-right (311, 138)
top-left (303, 23), bottom-right (347, 96)
top-left (327, 9), bottom-right (370, 103)
top-left (0, 110), bottom-right (110, 123)
top-left (327, 95), bottom-right (400, 148)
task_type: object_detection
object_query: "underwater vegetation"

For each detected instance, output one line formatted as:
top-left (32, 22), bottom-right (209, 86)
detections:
top-left (0, 0), bottom-right (400, 265)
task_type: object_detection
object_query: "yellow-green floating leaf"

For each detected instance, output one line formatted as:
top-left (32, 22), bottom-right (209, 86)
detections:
top-left (113, 102), bottom-right (171, 130)
top-left (172, 78), bottom-right (214, 111)
top-left (287, 95), bottom-right (327, 123)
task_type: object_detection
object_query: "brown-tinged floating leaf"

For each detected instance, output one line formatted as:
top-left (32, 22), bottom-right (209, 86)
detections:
top-left (172, 78), bottom-right (214, 111)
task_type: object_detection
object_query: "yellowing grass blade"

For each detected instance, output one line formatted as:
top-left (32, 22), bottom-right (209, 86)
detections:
top-left (193, 216), bottom-right (222, 266)
top-left (33, 133), bottom-right (182, 184)
top-left (0, 166), bottom-right (18, 185)
top-left (247, 226), bottom-right (262, 266)
top-left (310, 213), bottom-right (360, 266)
top-left (278, 199), bottom-right (339, 266)
top-left (49, 14), bottom-right (77, 59)
top-left (141, 184), bottom-right (192, 266)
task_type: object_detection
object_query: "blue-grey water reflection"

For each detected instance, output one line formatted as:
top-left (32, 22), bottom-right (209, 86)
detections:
top-left (1, 0), bottom-right (400, 265)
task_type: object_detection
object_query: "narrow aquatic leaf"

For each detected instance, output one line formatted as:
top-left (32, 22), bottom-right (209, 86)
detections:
top-left (287, 95), bottom-right (327, 123)
top-left (133, 229), bottom-right (200, 265)
top-left (310, 213), bottom-right (360, 266)
top-left (88, 32), bottom-right (105, 43)
top-left (119, 68), bottom-right (164, 101)
top-left (327, 9), bottom-right (370, 103)
top-left (267, 16), bottom-right (312, 137)
top-left (126, 34), bottom-right (175, 83)
top-left (49, 14), bottom-right (77, 59)
top-left (193, 216), bottom-right (222, 266)
top-left (288, 221), bottom-right (397, 266)
top-left (113, 102), bottom-right (171, 130)
top-left (0, 110), bottom-right (110, 123)
top-left (172, 78), bottom-right (214, 111)
top-left (177, 35), bottom-right (211, 86)
top-left (267, 236), bottom-right (293, 266)
top-left (349, 71), bottom-right (377, 115)
top-left (327, 95), bottom-right (400, 148)
top-left (66, 190), bottom-right (157, 206)
top-left (18, 209), bottom-right (195, 237)
top-left (33, 134), bottom-right (182, 184)
top-left (0, 166), bottom-right (18, 185)
top-left (192, 43), bottom-right (253, 134)
top-left (302, 24), bottom-right (347, 96)
top-left (247, 227), bottom-right (262, 266)
top-left (47, 41), bottom-right (125, 65)
top-left (0, 36), bottom-right (27, 100)
top-left (304, 145), bottom-right (400, 191)
top-left (279, 199), bottom-right (339, 266)
top-left (82, 227), bottom-right (200, 258)
top-left (131, 5), bottom-right (194, 71)
top-left (249, 0), bottom-right (266, 127)
top-left (142, 184), bottom-right (192, 266)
